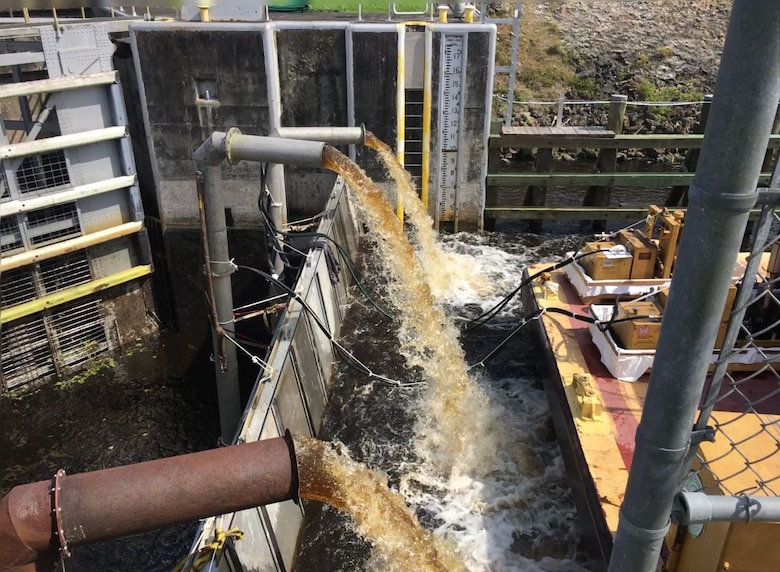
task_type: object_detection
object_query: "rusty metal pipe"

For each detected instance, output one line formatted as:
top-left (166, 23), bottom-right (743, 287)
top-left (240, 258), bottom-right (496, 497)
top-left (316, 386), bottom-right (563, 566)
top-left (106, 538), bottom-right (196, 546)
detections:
top-left (0, 435), bottom-right (298, 571)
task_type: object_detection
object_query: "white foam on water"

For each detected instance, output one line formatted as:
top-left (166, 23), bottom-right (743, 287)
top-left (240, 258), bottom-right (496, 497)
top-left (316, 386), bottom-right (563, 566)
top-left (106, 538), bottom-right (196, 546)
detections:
top-left (398, 233), bottom-right (587, 571)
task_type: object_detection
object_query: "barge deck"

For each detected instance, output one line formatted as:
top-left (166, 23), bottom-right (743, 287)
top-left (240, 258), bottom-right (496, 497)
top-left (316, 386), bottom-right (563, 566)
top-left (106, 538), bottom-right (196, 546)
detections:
top-left (521, 257), bottom-right (780, 572)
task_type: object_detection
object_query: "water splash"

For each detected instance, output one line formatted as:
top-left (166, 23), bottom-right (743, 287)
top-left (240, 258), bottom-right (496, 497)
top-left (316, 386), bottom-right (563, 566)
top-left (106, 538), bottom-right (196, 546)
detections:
top-left (294, 435), bottom-right (465, 572)
top-left (363, 131), bottom-right (489, 300)
top-left (323, 146), bottom-right (495, 473)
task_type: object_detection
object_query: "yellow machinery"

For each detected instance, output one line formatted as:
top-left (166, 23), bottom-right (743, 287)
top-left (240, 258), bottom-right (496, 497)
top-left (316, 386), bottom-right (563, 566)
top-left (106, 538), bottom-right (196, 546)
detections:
top-left (644, 206), bottom-right (685, 279)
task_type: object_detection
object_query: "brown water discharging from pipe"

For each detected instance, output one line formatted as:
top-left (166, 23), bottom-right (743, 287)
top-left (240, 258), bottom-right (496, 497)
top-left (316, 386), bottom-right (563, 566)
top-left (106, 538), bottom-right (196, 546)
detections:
top-left (0, 435), bottom-right (298, 572)
top-left (294, 435), bottom-right (465, 572)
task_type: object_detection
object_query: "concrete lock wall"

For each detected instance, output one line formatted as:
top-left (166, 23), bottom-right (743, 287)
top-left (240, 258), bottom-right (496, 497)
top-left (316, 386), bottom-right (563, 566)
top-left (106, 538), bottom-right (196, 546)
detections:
top-left (126, 21), bottom-right (493, 328)
top-left (128, 21), bottom-right (494, 230)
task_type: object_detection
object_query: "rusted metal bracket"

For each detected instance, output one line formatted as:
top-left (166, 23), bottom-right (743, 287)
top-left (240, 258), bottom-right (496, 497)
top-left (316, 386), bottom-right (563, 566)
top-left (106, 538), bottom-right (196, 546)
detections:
top-left (51, 469), bottom-right (70, 559)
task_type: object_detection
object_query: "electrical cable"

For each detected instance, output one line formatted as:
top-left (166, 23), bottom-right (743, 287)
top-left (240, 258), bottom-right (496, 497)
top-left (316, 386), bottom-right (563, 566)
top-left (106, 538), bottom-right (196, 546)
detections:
top-left (288, 230), bottom-right (394, 319)
top-left (257, 189), bottom-right (394, 319)
top-left (467, 305), bottom-right (663, 367)
top-left (469, 308), bottom-right (546, 368)
top-left (463, 216), bottom-right (653, 332)
top-left (238, 264), bottom-right (421, 387)
top-left (462, 248), bottom-right (610, 332)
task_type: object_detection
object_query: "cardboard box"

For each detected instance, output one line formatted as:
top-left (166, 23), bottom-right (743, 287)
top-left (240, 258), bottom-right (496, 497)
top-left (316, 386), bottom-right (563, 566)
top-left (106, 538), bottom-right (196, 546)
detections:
top-left (715, 322), bottom-right (729, 350)
top-left (768, 242), bottom-right (780, 277)
top-left (617, 229), bottom-right (659, 279)
top-left (579, 241), bottom-right (633, 281)
top-left (612, 300), bottom-right (664, 350)
top-left (721, 284), bottom-right (737, 322)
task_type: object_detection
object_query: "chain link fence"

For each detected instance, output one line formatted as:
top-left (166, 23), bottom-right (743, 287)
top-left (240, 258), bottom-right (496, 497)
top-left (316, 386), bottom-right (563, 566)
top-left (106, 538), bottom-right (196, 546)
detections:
top-left (690, 180), bottom-right (780, 498)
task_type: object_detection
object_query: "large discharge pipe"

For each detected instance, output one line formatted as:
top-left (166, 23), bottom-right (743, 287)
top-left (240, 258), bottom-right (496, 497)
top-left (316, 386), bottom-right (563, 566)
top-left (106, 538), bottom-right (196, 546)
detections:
top-left (0, 435), bottom-right (298, 572)
top-left (193, 127), bottom-right (365, 444)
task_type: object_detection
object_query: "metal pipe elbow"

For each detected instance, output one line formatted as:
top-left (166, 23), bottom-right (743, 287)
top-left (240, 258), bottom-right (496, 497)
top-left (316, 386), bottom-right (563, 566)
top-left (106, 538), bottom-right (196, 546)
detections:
top-left (0, 482), bottom-right (54, 572)
top-left (193, 130), bottom-right (231, 172)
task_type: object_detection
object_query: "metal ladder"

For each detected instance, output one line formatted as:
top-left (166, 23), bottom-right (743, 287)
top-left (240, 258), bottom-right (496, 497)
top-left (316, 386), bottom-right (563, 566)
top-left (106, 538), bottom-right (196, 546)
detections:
top-left (478, 2), bottom-right (522, 126)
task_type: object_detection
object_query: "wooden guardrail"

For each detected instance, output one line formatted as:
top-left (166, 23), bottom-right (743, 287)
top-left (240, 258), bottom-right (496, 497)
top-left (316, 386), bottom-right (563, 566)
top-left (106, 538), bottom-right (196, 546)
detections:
top-left (484, 96), bottom-right (780, 229)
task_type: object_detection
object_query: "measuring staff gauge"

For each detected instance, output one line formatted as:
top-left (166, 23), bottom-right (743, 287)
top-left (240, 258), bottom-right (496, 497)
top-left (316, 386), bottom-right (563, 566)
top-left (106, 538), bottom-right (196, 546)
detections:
top-left (438, 34), bottom-right (467, 228)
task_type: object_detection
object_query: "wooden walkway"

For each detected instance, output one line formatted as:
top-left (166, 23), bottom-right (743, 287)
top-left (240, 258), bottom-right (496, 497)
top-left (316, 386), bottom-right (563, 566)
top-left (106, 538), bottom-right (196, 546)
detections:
top-left (484, 99), bottom-right (780, 228)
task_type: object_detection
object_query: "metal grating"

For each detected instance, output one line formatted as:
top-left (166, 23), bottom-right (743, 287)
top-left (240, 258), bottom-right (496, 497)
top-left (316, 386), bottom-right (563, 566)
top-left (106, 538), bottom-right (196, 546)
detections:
top-left (50, 300), bottom-right (109, 369)
top-left (1, 298), bottom-right (116, 390)
top-left (0, 168), bottom-right (8, 201)
top-left (15, 150), bottom-right (70, 194)
top-left (690, 200), bottom-right (780, 498)
top-left (0, 215), bottom-right (24, 253)
top-left (1, 316), bottom-right (56, 390)
top-left (38, 250), bottom-right (92, 295)
top-left (404, 88), bottom-right (424, 189)
top-left (25, 202), bottom-right (81, 246)
top-left (0, 267), bottom-right (37, 307)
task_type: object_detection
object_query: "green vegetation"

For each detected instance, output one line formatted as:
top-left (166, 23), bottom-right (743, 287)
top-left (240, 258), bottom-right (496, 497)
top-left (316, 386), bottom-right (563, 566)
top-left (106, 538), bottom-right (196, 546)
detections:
top-left (633, 79), bottom-right (703, 103)
top-left (310, 0), bottom-right (428, 12)
top-left (635, 53), bottom-right (650, 68)
top-left (54, 355), bottom-right (115, 389)
top-left (656, 46), bottom-right (674, 59)
top-left (54, 342), bottom-right (117, 389)
top-left (570, 76), bottom-right (597, 99)
top-left (507, 4), bottom-right (578, 101)
top-left (124, 339), bottom-right (149, 357)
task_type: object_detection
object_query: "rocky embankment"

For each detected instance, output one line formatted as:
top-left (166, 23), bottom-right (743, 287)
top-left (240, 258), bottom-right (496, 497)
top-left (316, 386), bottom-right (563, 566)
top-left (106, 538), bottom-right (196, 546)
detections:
top-left (498, 0), bottom-right (732, 139)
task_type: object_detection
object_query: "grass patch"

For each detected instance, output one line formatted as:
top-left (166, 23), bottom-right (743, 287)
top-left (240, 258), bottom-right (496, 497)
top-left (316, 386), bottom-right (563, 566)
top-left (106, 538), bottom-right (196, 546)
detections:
top-left (510, 1), bottom-right (577, 101)
top-left (309, 0), bottom-right (429, 12)
top-left (635, 53), bottom-right (650, 68)
top-left (632, 79), bottom-right (703, 116)
top-left (633, 79), bottom-right (703, 103)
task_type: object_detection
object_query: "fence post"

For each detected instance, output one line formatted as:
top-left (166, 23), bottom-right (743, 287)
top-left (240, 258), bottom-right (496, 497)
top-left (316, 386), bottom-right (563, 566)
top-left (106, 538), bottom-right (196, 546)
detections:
top-left (608, 1), bottom-right (780, 571)
top-left (523, 147), bottom-right (552, 232)
top-left (666, 94), bottom-right (714, 207)
top-left (484, 119), bottom-right (502, 231)
top-left (583, 94), bottom-right (627, 229)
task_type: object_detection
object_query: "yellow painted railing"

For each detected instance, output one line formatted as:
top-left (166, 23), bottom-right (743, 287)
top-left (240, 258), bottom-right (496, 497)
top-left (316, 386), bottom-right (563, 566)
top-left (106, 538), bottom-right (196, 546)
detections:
top-left (1, 265), bottom-right (152, 324)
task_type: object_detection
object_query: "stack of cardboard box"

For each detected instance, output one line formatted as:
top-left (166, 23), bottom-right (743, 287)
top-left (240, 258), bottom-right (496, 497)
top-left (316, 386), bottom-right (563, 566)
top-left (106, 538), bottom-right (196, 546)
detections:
top-left (578, 230), bottom-right (660, 281)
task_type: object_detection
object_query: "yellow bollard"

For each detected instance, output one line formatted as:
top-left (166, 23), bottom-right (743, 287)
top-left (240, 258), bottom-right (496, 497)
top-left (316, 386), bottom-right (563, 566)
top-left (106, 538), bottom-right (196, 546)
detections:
top-left (199, 6), bottom-right (210, 22)
top-left (437, 5), bottom-right (448, 23)
top-left (464, 4), bottom-right (474, 23)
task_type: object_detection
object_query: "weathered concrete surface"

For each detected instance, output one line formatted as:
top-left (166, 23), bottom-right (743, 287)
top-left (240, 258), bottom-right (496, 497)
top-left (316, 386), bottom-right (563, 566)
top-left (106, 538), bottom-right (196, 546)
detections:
top-left (103, 279), bottom-right (158, 343)
top-left (278, 28), bottom-right (347, 215)
top-left (134, 28), bottom-right (270, 226)
top-left (353, 31), bottom-right (398, 183)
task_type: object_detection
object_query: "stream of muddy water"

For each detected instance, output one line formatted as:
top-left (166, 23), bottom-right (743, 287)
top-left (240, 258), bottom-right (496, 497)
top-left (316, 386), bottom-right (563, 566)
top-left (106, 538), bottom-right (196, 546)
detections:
top-left (1, 142), bottom-right (672, 570)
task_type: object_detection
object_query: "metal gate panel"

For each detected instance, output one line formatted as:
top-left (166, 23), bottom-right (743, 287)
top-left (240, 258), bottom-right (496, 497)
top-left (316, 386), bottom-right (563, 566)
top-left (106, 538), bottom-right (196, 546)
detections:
top-left (78, 188), bottom-right (130, 234)
top-left (1, 21), bottom-right (150, 390)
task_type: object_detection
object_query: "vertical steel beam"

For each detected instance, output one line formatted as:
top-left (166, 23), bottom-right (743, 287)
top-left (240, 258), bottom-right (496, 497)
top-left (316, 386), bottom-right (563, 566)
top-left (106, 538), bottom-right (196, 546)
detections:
top-left (608, 2), bottom-right (780, 571)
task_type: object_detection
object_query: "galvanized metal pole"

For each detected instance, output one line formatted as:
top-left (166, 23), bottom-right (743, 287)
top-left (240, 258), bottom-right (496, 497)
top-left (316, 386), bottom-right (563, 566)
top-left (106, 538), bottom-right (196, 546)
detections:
top-left (199, 164), bottom-right (242, 444)
top-left (675, 492), bottom-right (780, 526)
top-left (608, 2), bottom-right (780, 571)
top-left (193, 129), bottom-right (365, 442)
